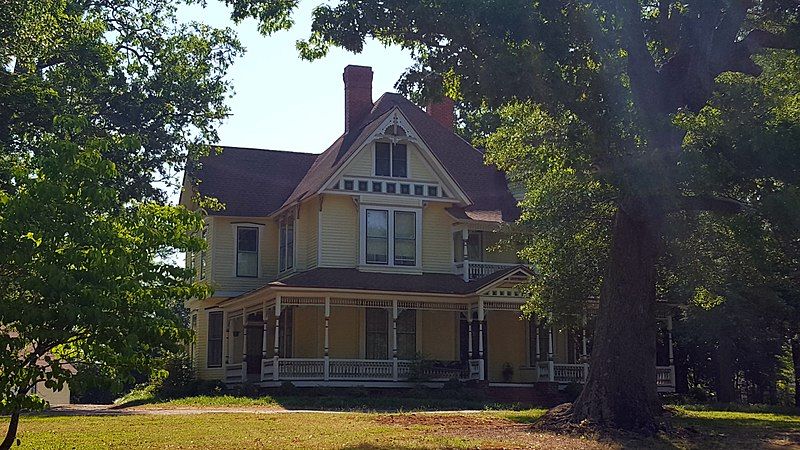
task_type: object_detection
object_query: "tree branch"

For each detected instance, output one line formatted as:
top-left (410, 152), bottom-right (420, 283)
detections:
top-left (679, 195), bottom-right (750, 215)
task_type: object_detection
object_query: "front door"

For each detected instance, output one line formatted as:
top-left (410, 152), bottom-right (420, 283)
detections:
top-left (245, 313), bottom-right (263, 375)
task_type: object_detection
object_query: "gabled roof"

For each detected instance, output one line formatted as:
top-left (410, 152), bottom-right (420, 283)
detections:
top-left (187, 147), bottom-right (318, 217)
top-left (188, 93), bottom-right (520, 222)
top-left (281, 93), bottom-right (520, 223)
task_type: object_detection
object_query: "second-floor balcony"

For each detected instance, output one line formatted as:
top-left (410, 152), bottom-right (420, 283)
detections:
top-left (453, 261), bottom-right (523, 281)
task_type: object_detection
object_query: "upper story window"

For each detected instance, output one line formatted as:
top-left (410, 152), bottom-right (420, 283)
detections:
top-left (279, 219), bottom-right (294, 272)
top-left (366, 210), bottom-right (389, 264)
top-left (374, 142), bottom-right (407, 178)
top-left (362, 207), bottom-right (420, 268)
top-left (236, 226), bottom-right (258, 277)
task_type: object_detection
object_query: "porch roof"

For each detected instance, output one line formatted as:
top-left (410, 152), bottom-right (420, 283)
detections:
top-left (269, 266), bottom-right (531, 295)
top-left (222, 265), bottom-right (534, 305)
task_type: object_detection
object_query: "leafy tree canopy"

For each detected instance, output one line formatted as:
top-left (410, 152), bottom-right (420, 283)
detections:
top-left (0, 0), bottom-right (251, 447)
top-left (229, 0), bottom-right (800, 431)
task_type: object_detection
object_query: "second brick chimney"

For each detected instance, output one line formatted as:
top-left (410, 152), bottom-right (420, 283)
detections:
top-left (343, 65), bottom-right (373, 133)
top-left (426, 97), bottom-right (455, 130)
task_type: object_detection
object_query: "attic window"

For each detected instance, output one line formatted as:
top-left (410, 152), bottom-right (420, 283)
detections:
top-left (375, 142), bottom-right (407, 178)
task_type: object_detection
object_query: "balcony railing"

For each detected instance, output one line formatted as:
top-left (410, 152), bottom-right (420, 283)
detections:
top-left (453, 261), bottom-right (520, 281)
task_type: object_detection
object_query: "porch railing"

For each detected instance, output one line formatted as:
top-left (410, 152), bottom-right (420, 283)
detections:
top-left (259, 357), bottom-right (479, 382)
top-left (453, 261), bottom-right (520, 281)
top-left (224, 363), bottom-right (244, 384)
top-left (656, 365), bottom-right (676, 388)
top-left (536, 362), bottom-right (675, 388)
top-left (330, 359), bottom-right (394, 380)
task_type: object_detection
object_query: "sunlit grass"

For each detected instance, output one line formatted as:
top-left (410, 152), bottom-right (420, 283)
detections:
top-left (2, 406), bottom-right (798, 450)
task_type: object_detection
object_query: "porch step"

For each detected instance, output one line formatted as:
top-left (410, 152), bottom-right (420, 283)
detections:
top-left (484, 383), bottom-right (565, 407)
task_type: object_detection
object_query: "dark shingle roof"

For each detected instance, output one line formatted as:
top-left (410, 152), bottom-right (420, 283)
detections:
top-left (190, 93), bottom-right (520, 222)
top-left (280, 93), bottom-right (519, 223)
top-left (268, 266), bottom-right (532, 295)
top-left (190, 147), bottom-right (318, 216)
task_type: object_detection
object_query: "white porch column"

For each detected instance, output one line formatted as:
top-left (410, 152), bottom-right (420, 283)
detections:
top-left (392, 299), bottom-right (399, 381)
top-left (467, 308), bottom-right (474, 359)
top-left (241, 307), bottom-right (248, 380)
top-left (534, 316), bottom-right (540, 362)
top-left (273, 296), bottom-right (281, 381)
top-left (324, 296), bottom-right (330, 381)
top-left (462, 228), bottom-right (470, 282)
top-left (478, 298), bottom-right (485, 381)
top-left (547, 325), bottom-right (555, 382)
top-left (261, 301), bottom-right (268, 381)
top-left (581, 315), bottom-right (589, 382)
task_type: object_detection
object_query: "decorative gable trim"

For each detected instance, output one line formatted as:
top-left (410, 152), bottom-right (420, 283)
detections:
top-left (475, 267), bottom-right (535, 296)
top-left (314, 107), bottom-right (471, 205)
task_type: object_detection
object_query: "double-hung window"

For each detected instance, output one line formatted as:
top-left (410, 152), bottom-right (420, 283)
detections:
top-left (396, 310), bottom-right (416, 359)
top-left (393, 211), bottom-right (416, 266)
top-left (363, 208), bottom-right (419, 267)
top-left (207, 311), bottom-right (223, 368)
top-left (236, 227), bottom-right (258, 277)
top-left (365, 308), bottom-right (389, 359)
top-left (375, 142), bottom-right (408, 178)
top-left (279, 219), bottom-right (294, 272)
top-left (366, 210), bottom-right (389, 264)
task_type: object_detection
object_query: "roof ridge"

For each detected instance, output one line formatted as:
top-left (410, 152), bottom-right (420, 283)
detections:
top-left (213, 145), bottom-right (319, 156)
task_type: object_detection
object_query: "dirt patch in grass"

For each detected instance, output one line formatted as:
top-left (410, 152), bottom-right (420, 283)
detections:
top-left (375, 413), bottom-right (620, 449)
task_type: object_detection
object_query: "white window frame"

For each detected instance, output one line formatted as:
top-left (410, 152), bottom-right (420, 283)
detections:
top-left (235, 225), bottom-right (259, 278)
top-left (206, 311), bottom-right (224, 368)
top-left (279, 216), bottom-right (296, 273)
top-left (373, 141), bottom-right (410, 179)
top-left (359, 205), bottom-right (422, 269)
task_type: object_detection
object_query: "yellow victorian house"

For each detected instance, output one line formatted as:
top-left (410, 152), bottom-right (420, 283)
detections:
top-left (180, 65), bottom-right (676, 395)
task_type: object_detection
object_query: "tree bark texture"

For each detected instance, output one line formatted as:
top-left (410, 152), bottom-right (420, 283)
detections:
top-left (569, 205), bottom-right (661, 433)
top-left (715, 335), bottom-right (736, 403)
top-left (0, 409), bottom-right (20, 450)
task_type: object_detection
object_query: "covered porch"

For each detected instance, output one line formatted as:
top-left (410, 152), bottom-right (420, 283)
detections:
top-left (216, 274), bottom-right (676, 392)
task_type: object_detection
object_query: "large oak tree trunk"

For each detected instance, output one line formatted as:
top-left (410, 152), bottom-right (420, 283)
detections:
top-left (569, 205), bottom-right (661, 433)
top-left (0, 409), bottom-right (20, 450)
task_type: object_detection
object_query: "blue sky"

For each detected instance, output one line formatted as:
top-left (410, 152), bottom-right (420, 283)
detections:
top-left (179, 1), bottom-right (414, 154)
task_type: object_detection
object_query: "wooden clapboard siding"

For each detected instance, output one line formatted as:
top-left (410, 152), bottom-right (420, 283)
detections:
top-left (422, 202), bottom-right (454, 273)
top-left (210, 216), bottom-right (277, 294)
top-left (191, 298), bottom-right (225, 380)
top-left (320, 195), bottom-right (358, 268)
top-left (299, 200), bottom-right (319, 270)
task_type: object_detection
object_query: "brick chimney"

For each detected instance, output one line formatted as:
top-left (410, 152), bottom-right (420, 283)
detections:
top-left (426, 97), bottom-right (455, 130)
top-left (343, 65), bottom-right (373, 133)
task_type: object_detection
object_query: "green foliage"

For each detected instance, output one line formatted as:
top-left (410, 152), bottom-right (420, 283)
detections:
top-left (0, 122), bottom-right (211, 417)
top-left (0, 1), bottom-right (246, 443)
top-left (0, 0), bottom-right (243, 201)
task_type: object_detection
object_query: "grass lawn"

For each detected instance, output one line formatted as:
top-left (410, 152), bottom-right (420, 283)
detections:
top-left (3, 403), bottom-right (799, 449)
